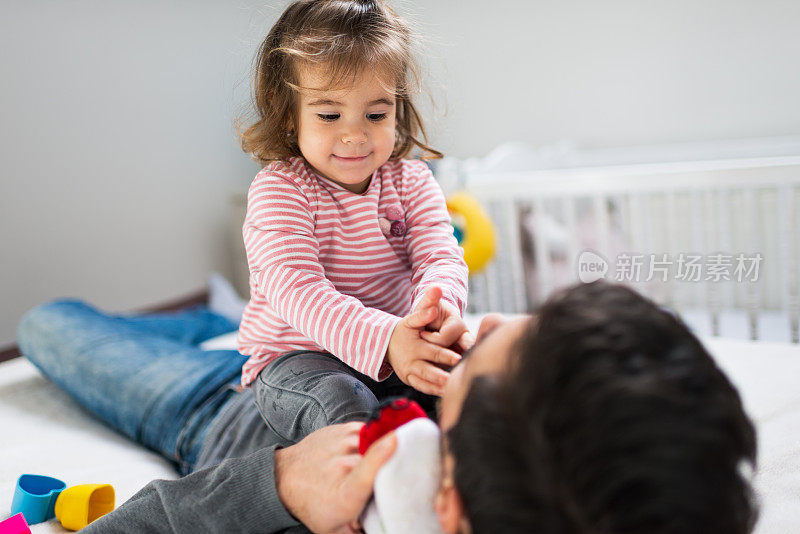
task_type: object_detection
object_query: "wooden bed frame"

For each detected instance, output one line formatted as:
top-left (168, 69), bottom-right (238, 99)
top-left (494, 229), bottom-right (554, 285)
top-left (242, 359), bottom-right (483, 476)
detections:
top-left (0, 289), bottom-right (210, 364)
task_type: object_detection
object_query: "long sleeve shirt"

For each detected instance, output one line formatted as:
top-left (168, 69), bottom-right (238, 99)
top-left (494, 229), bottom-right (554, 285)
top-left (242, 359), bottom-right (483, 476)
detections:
top-left (237, 157), bottom-right (468, 386)
top-left (82, 388), bottom-right (309, 534)
top-left (81, 445), bottom-right (307, 534)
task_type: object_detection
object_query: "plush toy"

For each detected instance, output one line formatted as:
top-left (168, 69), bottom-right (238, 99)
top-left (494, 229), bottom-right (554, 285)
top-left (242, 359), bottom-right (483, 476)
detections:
top-left (447, 192), bottom-right (496, 274)
top-left (359, 399), bottom-right (445, 534)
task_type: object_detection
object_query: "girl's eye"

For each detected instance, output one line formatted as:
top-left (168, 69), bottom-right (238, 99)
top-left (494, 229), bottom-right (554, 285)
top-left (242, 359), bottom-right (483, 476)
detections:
top-left (367, 113), bottom-right (387, 122)
top-left (317, 114), bottom-right (339, 122)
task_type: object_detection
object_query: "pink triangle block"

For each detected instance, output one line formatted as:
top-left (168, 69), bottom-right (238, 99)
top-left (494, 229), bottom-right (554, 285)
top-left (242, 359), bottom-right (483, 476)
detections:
top-left (0, 513), bottom-right (31, 534)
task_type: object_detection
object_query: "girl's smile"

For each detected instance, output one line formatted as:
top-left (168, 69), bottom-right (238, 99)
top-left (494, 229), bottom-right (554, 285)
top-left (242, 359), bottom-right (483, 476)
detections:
top-left (333, 153), bottom-right (370, 160)
top-left (332, 152), bottom-right (372, 166)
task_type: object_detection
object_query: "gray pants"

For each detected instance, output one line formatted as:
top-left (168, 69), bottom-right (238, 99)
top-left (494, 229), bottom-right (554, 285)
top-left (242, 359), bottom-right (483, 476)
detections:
top-left (254, 350), bottom-right (436, 444)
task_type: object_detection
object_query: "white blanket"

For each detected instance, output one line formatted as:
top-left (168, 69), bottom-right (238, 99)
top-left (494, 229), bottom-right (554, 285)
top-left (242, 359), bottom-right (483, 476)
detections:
top-left (1, 322), bottom-right (798, 533)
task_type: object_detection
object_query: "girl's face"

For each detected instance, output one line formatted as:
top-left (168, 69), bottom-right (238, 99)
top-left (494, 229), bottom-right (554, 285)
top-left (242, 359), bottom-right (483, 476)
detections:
top-left (294, 65), bottom-right (397, 194)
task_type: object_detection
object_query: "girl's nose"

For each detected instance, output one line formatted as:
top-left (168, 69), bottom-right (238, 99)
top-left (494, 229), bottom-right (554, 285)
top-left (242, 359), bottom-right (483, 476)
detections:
top-left (340, 127), bottom-right (367, 145)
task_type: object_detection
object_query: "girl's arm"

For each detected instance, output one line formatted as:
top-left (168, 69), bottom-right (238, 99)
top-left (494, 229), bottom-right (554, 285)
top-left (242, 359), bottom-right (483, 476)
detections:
top-left (402, 162), bottom-right (469, 317)
top-left (243, 172), bottom-right (401, 381)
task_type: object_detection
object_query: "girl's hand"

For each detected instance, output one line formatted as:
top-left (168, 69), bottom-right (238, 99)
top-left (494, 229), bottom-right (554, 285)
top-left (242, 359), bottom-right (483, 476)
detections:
top-left (414, 287), bottom-right (475, 354)
top-left (385, 292), bottom-right (462, 397)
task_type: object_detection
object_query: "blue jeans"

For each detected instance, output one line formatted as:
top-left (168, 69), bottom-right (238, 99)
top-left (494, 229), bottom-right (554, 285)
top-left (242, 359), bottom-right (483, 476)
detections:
top-left (16, 299), bottom-right (243, 475)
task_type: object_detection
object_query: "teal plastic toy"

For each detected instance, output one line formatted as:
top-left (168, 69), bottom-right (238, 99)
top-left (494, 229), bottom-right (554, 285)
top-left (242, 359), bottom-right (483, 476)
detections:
top-left (10, 474), bottom-right (66, 525)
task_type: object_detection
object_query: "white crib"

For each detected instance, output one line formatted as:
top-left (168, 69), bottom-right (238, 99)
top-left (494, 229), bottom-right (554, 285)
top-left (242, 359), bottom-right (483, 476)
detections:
top-left (436, 139), bottom-right (800, 343)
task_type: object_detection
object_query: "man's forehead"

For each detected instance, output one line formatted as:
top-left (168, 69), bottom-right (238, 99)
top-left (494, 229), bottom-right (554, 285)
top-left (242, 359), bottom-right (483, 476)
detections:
top-left (454, 323), bottom-right (498, 369)
top-left (468, 316), bottom-right (529, 374)
top-left (437, 316), bottom-right (530, 435)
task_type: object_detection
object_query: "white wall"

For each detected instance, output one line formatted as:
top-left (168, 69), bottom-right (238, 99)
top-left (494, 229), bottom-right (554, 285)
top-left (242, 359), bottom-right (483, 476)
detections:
top-left (1, 1), bottom-right (273, 346)
top-left (2, 0), bottom-right (799, 347)
top-left (413, 0), bottom-right (800, 156)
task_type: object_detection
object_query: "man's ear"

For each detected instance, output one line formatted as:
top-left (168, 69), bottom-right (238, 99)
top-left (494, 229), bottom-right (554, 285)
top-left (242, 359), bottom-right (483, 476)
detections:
top-left (435, 478), bottom-right (467, 534)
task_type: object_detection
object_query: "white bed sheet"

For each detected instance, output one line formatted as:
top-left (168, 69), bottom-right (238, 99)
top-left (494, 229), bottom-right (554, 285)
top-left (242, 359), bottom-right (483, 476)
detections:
top-left (1, 316), bottom-right (798, 533)
top-left (0, 358), bottom-right (177, 533)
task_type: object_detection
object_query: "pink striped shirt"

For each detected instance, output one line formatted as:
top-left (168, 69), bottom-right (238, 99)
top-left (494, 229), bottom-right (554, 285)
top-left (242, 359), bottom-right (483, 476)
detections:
top-left (237, 157), bottom-right (469, 386)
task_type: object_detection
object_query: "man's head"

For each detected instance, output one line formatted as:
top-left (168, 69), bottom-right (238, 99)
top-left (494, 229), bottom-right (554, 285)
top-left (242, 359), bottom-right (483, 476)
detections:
top-left (436, 281), bottom-right (758, 534)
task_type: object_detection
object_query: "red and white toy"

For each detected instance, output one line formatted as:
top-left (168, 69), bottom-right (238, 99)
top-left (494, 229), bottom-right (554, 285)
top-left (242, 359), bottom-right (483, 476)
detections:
top-left (358, 398), bottom-right (445, 534)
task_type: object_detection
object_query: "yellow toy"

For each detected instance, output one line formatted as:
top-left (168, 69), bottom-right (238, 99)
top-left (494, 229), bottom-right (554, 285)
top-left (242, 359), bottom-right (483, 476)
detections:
top-left (54, 484), bottom-right (115, 531)
top-left (446, 192), bottom-right (496, 273)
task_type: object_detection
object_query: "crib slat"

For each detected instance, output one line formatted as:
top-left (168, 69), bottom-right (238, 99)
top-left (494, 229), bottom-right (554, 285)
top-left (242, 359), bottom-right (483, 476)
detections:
top-left (718, 188), bottom-right (734, 311)
top-left (704, 189), bottom-right (720, 336)
top-left (483, 213), bottom-right (502, 313)
top-left (502, 200), bottom-right (527, 313)
top-left (471, 270), bottom-right (491, 314)
top-left (786, 185), bottom-right (800, 343)
top-left (793, 186), bottom-right (800, 343)
top-left (532, 197), bottom-right (553, 302)
top-left (486, 202), bottom-right (508, 312)
top-left (466, 278), bottom-right (476, 314)
top-left (638, 193), bottom-right (655, 298)
top-left (495, 200), bottom-right (519, 313)
top-left (778, 184), bottom-right (793, 341)
top-left (690, 189), bottom-right (707, 309)
top-left (626, 193), bottom-right (645, 294)
top-left (663, 190), bottom-right (678, 309)
top-left (593, 195), bottom-right (612, 264)
top-left (497, 201), bottom-right (516, 313)
top-left (562, 196), bottom-right (580, 285)
top-left (742, 188), bottom-right (760, 341)
top-left (616, 193), bottom-right (631, 257)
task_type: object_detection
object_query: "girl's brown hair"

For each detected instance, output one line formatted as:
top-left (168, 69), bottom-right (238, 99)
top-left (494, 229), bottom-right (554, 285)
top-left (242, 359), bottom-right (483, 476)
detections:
top-left (236, 0), bottom-right (442, 165)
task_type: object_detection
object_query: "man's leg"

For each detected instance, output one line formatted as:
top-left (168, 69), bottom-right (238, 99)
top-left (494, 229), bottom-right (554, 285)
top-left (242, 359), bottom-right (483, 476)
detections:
top-left (115, 305), bottom-right (238, 345)
top-left (16, 299), bottom-right (246, 474)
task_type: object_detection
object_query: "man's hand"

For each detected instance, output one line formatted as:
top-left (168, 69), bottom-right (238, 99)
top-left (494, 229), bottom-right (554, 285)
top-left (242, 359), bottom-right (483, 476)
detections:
top-left (275, 423), bottom-right (397, 534)
top-left (386, 288), bottom-right (463, 397)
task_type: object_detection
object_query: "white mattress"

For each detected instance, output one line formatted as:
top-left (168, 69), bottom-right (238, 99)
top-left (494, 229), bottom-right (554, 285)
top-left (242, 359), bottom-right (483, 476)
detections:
top-left (1, 317), bottom-right (799, 533)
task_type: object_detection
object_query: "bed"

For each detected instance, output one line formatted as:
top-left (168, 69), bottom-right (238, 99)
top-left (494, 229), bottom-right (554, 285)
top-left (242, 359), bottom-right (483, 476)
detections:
top-left (1, 311), bottom-right (799, 533)
top-left (4, 138), bottom-right (800, 531)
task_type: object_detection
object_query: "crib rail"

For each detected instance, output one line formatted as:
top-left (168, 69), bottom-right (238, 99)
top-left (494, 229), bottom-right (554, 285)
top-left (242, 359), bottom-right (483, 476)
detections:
top-left (460, 156), bottom-right (800, 343)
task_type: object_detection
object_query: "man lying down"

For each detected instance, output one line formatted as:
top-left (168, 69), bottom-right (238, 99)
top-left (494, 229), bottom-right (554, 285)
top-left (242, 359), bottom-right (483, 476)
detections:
top-left (82, 282), bottom-right (758, 533)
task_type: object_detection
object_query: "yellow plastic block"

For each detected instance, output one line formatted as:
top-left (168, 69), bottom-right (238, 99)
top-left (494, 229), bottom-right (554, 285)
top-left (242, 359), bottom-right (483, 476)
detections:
top-left (54, 484), bottom-right (115, 531)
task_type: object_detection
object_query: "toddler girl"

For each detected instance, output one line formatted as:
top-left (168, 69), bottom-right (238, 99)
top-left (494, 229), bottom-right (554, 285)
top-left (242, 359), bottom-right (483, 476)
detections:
top-left (236, 0), bottom-right (470, 444)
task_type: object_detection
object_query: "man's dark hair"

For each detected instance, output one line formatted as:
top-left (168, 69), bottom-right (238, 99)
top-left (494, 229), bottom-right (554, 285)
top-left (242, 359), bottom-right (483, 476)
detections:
top-left (448, 281), bottom-right (758, 533)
